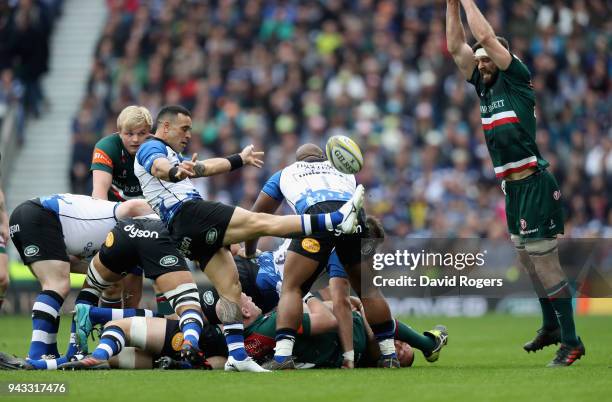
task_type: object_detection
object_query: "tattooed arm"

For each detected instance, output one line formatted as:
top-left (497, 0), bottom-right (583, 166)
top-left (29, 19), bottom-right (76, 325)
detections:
top-left (187, 145), bottom-right (265, 178)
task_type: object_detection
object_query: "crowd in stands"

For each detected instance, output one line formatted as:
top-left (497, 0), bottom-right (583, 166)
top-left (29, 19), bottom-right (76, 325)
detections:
top-left (0, 0), bottom-right (63, 145)
top-left (70, 0), bottom-right (611, 239)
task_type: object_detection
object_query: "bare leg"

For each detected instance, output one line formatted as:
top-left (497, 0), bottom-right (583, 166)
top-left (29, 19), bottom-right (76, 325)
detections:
top-left (276, 252), bottom-right (319, 330)
top-left (101, 282), bottom-right (124, 308)
top-left (223, 208), bottom-right (303, 244)
top-left (223, 188), bottom-right (365, 244)
top-left (271, 251), bottom-right (319, 365)
top-left (121, 274), bottom-right (143, 308)
top-left (329, 277), bottom-right (354, 368)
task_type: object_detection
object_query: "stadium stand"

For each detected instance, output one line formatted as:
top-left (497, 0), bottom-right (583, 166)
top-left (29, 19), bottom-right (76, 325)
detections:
top-left (69, 0), bottom-right (610, 239)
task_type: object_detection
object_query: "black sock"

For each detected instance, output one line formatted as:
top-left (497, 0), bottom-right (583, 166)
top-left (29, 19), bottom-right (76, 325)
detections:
top-left (539, 298), bottom-right (560, 330)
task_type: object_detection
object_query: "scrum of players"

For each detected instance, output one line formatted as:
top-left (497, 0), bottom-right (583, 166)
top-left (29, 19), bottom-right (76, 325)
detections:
top-left (0, 103), bottom-right (448, 372)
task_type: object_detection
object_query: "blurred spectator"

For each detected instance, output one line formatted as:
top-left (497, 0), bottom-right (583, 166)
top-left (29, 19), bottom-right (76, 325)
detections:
top-left (0, 68), bottom-right (24, 144)
top-left (10, 0), bottom-right (52, 117)
top-left (71, 0), bottom-right (610, 239)
top-left (0, 0), bottom-right (62, 145)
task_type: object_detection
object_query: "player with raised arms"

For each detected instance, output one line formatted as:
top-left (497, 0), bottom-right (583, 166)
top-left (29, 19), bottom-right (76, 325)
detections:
top-left (134, 105), bottom-right (364, 372)
top-left (445, 0), bottom-right (584, 366)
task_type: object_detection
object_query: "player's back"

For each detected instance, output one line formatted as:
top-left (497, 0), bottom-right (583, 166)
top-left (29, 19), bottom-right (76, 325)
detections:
top-left (264, 160), bottom-right (356, 214)
top-left (38, 194), bottom-right (118, 258)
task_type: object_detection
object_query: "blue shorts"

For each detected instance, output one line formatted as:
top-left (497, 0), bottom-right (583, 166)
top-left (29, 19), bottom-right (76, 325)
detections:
top-left (255, 252), bottom-right (282, 312)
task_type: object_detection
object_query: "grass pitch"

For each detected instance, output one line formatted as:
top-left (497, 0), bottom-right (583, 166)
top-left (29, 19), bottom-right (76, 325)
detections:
top-left (0, 314), bottom-right (610, 402)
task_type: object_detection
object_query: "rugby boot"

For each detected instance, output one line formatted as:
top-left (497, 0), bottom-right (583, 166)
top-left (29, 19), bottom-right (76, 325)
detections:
top-left (156, 356), bottom-right (211, 370)
top-left (377, 355), bottom-right (401, 368)
top-left (547, 339), bottom-right (585, 367)
top-left (74, 304), bottom-right (94, 353)
top-left (180, 341), bottom-right (211, 369)
top-left (423, 325), bottom-right (449, 363)
top-left (225, 356), bottom-right (270, 372)
top-left (59, 356), bottom-right (110, 370)
top-left (523, 327), bottom-right (561, 353)
top-left (336, 184), bottom-right (365, 234)
top-left (0, 352), bottom-right (32, 370)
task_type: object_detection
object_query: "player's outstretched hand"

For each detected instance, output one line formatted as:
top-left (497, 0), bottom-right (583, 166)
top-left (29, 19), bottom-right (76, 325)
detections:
top-left (240, 145), bottom-right (264, 168)
top-left (174, 153), bottom-right (197, 180)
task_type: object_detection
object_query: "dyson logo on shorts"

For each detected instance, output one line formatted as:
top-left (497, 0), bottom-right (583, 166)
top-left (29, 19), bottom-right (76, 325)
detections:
top-left (124, 224), bottom-right (159, 239)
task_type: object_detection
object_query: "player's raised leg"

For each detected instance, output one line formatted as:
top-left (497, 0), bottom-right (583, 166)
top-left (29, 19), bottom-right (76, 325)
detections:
top-left (222, 185), bottom-right (365, 245)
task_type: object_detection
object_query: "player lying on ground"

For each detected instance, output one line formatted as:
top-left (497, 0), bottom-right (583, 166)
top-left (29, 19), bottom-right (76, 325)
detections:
top-left (8, 194), bottom-right (152, 367)
top-left (446, 0), bottom-right (583, 367)
top-left (72, 217), bottom-right (206, 358)
top-left (36, 292), bottom-right (412, 370)
top-left (22, 217), bottom-right (206, 370)
top-left (231, 234), bottom-right (448, 365)
top-left (135, 105), bottom-right (365, 372)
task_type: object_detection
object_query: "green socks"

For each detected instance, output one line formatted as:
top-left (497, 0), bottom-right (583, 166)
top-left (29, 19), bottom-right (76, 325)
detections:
top-left (539, 298), bottom-right (560, 330)
top-left (546, 281), bottom-right (579, 346)
top-left (395, 320), bottom-right (436, 353)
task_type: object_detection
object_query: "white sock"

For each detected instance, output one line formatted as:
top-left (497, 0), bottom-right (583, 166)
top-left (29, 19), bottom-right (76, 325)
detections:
top-left (379, 338), bottom-right (395, 356)
top-left (275, 338), bottom-right (295, 357)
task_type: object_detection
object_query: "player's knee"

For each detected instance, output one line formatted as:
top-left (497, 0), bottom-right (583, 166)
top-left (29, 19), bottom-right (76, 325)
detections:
top-left (524, 238), bottom-right (557, 256)
top-left (510, 234), bottom-right (524, 250)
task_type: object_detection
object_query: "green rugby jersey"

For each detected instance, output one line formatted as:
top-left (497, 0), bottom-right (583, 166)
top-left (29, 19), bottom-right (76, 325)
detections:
top-left (244, 311), bottom-right (366, 368)
top-left (90, 134), bottom-right (142, 201)
top-left (468, 56), bottom-right (548, 178)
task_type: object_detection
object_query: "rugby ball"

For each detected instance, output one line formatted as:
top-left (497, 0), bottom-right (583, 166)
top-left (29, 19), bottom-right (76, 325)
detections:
top-left (325, 135), bottom-right (364, 174)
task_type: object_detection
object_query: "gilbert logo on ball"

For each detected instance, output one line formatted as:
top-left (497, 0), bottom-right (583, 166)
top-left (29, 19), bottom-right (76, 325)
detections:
top-left (325, 135), bottom-right (364, 174)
